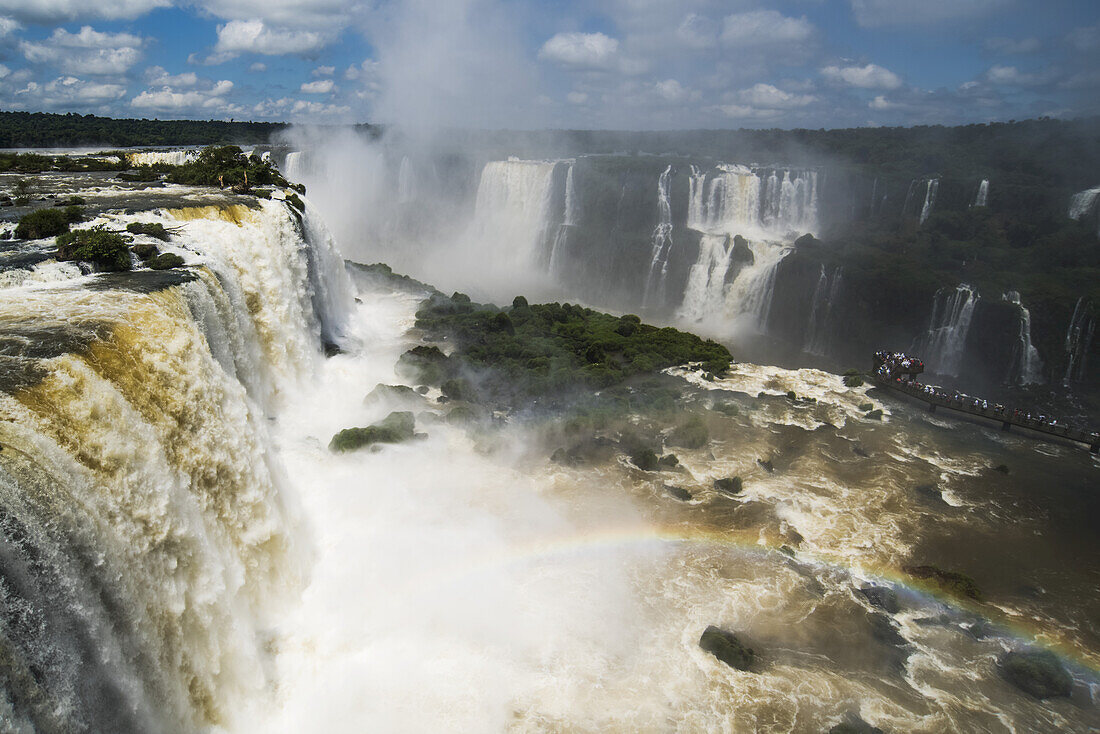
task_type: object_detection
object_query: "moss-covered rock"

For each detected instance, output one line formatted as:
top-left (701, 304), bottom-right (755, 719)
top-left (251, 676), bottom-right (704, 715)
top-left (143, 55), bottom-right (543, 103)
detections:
top-left (131, 242), bottom-right (159, 261)
top-left (363, 384), bottom-right (426, 410)
top-left (998, 651), bottom-right (1072, 699)
top-left (858, 585), bottom-right (900, 614)
top-left (657, 453), bottom-right (679, 469)
top-left (828, 713), bottom-right (884, 734)
top-left (125, 222), bottom-right (171, 241)
top-left (441, 377), bottom-right (478, 403)
top-left (15, 206), bottom-right (82, 239)
top-left (714, 476), bottom-right (743, 495)
top-left (865, 409), bottom-right (883, 420)
top-left (663, 484), bottom-right (691, 501)
top-left (397, 345), bottom-right (449, 385)
top-left (148, 252), bottom-right (185, 270)
top-left (713, 401), bottom-right (740, 417)
top-left (757, 458), bottom-right (774, 473)
top-left (329, 411), bottom-right (418, 452)
top-left (699, 626), bottom-right (755, 671)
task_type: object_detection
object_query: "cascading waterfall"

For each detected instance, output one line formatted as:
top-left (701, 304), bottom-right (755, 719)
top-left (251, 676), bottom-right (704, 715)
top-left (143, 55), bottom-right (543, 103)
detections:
top-left (547, 161), bottom-right (577, 276)
top-left (917, 284), bottom-right (978, 377)
top-left (1069, 185), bottom-right (1100, 236)
top-left (127, 150), bottom-right (198, 167)
top-left (973, 179), bottom-right (989, 208)
top-left (679, 164), bottom-right (817, 333)
top-left (0, 195), bottom-right (354, 733)
top-left (1063, 298), bottom-right (1095, 385)
top-left (397, 156), bottom-right (414, 204)
top-left (919, 178), bottom-right (939, 225)
top-left (804, 266), bottom-right (842, 356)
top-left (1003, 290), bottom-right (1044, 385)
top-left (470, 159), bottom-right (561, 275)
top-left (642, 165), bottom-right (674, 308)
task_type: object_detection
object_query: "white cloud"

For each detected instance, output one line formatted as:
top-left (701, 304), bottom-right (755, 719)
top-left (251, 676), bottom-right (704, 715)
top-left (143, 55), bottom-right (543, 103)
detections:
top-left (21, 26), bottom-right (144, 76)
top-left (0, 0), bottom-right (167, 23)
top-left (737, 83), bottom-right (815, 108)
top-left (14, 75), bottom-right (126, 109)
top-left (1067, 24), bottom-right (1100, 53)
top-left (654, 78), bottom-right (699, 104)
top-left (539, 32), bottom-right (620, 70)
top-left (721, 11), bottom-right (813, 47)
top-left (290, 99), bottom-right (349, 116)
top-left (715, 104), bottom-right (784, 120)
top-left (312, 65), bottom-right (335, 77)
top-left (0, 63), bottom-right (8, 79)
top-left (300, 78), bottom-right (334, 94)
top-left (566, 90), bottom-right (587, 104)
top-left (821, 63), bottom-right (901, 89)
top-left (195, 0), bottom-right (349, 31)
top-left (676, 13), bottom-right (717, 49)
top-left (212, 19), bottom-right (328, 59)
top-left (145, 65), bottom-right (199, 87)
top-left (984, 64), bottom-right (1049, 86)
top-left (249, 61), bottom-right (267, 72)
top-left (869, 94), bottom-right (898, 110)
top-left (850, 0), bottom-right (1010, 28)
top-left (984, 37), bottom-right (1041, 55)
top-left (130, 81), bottom-right (235, 111)
top-left (0, 16), bottom-right (20, 37)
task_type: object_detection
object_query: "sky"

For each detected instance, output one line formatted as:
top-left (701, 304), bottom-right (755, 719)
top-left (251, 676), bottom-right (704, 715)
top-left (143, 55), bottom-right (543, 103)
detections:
top-left (0, 0), bottom-right (1097, 130)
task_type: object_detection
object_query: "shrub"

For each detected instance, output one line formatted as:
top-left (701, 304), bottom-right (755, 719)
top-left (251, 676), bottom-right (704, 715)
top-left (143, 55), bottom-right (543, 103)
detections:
top-left (126, 222), bottom-right (171, 241)
top-left (630, 448), bottom-right (659, 471)
top-left (166, 145), bottom-right (288, 189)
top-left (668, 416), bottom-right (709, 449)
top-left (55, 226), bottom-right (132, 271)
top-left (843, 374), bottom-right (865, 387)
top-left (15, 207), bottom-right (80, 239)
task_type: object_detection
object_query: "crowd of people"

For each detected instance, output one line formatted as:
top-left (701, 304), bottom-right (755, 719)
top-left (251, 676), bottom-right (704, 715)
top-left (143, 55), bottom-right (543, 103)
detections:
top-left (870, 351), bottom-right (1098, 443)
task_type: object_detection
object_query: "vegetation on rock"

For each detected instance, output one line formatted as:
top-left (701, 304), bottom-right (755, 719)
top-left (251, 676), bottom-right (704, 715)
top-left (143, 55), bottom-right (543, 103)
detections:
top-left (15, 206), bottom-right (83, 239)
top-left (148, 253), bottom-right (185, 270)
top-left (903, 564), bottom-right (983, 602)
top-left (714, 476), bottom-right (743, 495)
top-left (125, 222), bottom-right (171, 241)
top-left (998, 650), bottom-right (1072, 699)
top-left (329, 411), bottom-right (418, 452)
top-left (55, 226), bottom-right (132, 271)
top-left (165, 146), bottom-right (288, 190)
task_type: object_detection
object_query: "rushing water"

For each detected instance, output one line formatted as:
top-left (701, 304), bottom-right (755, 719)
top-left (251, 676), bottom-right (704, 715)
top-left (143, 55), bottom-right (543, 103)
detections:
top-left (2, 169), bottom-right (1097, 733)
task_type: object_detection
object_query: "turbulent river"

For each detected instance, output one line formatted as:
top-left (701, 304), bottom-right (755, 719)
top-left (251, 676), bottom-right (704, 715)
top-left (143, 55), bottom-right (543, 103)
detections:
top-left (0, 170), bottom-right (1098, 733)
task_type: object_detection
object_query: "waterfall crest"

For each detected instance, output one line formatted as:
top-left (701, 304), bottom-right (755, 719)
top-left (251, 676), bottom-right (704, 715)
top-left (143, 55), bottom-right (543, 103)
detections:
top-left (917, 284), bottom-right (979, 377)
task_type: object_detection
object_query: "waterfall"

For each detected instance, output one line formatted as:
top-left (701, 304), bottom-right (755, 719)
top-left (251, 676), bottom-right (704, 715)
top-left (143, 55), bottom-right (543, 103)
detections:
top-left (1063, 298), bottom-right (1095, 385)
top-left (283, 151), bottom-right (304, 180)
top-left (127, 149), bottom-right (198, 167)
top-left (1069, 185), bottom-right (1100, 236)
top-left (917, 284), bottom-right (978, 377)
top-left (973, 179), bottom-right (989, 208)
top-left (397, 156), bottom-right (414, 203)
top-left (642, 165), bottom-right (674, 308)
top-left (804, 265), bottom-right (842, 356)
top-left (678, 163), bottom-right (815, 333)
top-left (1003, 291), bottom-right (1044, 385)
top-left (547, 162), bottom-right (577, 276)
top-left (919, 178), bottom-right (939, 225)
top-left (0, 193), bottom-right (353, 733)
top-left (470, 159), bottom-right (561, 275)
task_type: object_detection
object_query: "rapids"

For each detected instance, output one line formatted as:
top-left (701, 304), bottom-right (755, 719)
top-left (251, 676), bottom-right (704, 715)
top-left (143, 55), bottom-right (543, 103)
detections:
top-left (0, 169), bottom-right (1097, 733)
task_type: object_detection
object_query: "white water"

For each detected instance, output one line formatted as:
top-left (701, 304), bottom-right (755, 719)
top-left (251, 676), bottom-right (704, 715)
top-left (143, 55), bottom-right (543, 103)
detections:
top-left (397, 155), bottom-right (414, 203)
top-left (1069, 185), bottom-right (1100, 236)
top-left (1063, 297), bottom-right (1095, 385)
top-left (546, 161), bottom-right (577, 276)
top-left (918, 284), bottom-right (979, 377)
top-left (642, 165), bottom-right (674, 308)
top-left (1003, 291), bottom-right (1044, 385)
top-left (919, 179), bottom-right (939, 225)
top-left (804, 266), bottom-right (842, 356)
top-left (973, 179), bottom-right (989, 208)
top-left (678, 234), bottom-right (790, 333)
top-left (127, 149), bottom-right (199, 167)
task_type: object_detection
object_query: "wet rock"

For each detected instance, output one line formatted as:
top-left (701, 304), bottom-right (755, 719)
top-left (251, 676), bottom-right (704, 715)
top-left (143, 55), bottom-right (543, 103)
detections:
top-left (444, 402), bottom-right (490, 425)
top-left (828, 712), bottom-right (884, 734)
top-left (999, 651), bottom-right (1072, 699)
top-left (551, 436), bottom-right (617, 466)
top-left (858, 585), bottom-right (900, 614)
top-left (779, 545), bottom-right (795, 557)
top-left (663, 484), bottom-right (691, 501)
top-left (363, 384), bottom-right (426, 410)
top-left (852, 444), bottom-right (870, 458)
top-left (322, 341), bottom-right (343, 357)
top-left (657, 453), bottom-right (679, 469)
top-left (630, 448), bottom-right (660, 471)
top-left (914, 483), bottom-right (945, 505)
top-left (903, 564), bottom-right (983, 602)
top-left (699, 626), bottom-right (755, 671)
top-left (869, 613), bottom-right (908, 649)
top-left (713, 476), bottom-right (743, 495)
top-left (993, 464), bottom-right (1010, 474)
top-left (864, 409), bottom-right (883, 420)
top-left (757, 458), bottom-right (774, 473)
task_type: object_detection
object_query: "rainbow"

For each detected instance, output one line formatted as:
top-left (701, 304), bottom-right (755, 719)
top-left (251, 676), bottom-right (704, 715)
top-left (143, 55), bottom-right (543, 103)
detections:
top-left (388, 523), bottom-right (1100, 675)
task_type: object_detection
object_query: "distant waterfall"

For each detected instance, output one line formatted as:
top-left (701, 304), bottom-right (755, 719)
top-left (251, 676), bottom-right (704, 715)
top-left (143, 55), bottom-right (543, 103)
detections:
top-left (127, 149), bottom-right (198, 166)
top-left (283, 150), bottom-right (304, 179)
top-left (1003, 291), bottom-right (1044, 385)
top-left (547, 161), bottom-right (577, 276)
top-left (804, 265), bottom-right (842, 356)
top-left (1064, 298), bottom-right (1095, 385)
top-left (1069, 185), bottom-right (1100, 236)
top-left (917, 284), bottom-right (978, 377)
top-left (643, 165), bottom-right (674, 307)
top-left (471, 159), bottom-right (561, 274)
top-left (679, 163), bottom-right (816, 333)
top-left (919, 178), bottom-right (939, 225)
top-left (972, 179), bottom-right (989, 208)
top-left (397, 155), bottom-right (414, 203)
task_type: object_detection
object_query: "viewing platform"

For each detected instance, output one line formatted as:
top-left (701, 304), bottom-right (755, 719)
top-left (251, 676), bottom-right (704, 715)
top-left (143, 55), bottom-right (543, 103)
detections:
top-left (871, 351), bottom-right (1100, 454)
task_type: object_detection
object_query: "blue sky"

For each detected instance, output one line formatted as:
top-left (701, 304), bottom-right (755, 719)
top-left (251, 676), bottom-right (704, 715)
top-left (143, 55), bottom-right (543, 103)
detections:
top-left (0, 0), bottom-right (1097, 129)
